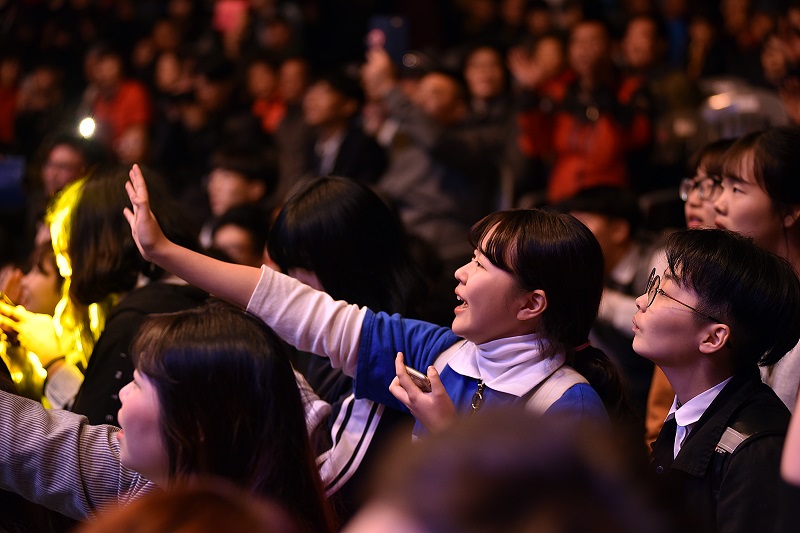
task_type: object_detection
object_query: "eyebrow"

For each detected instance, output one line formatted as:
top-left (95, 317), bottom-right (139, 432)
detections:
top-left (662, 272), bottom-right (679, 285)
top-left (721, 172), bottom-right (747, 184)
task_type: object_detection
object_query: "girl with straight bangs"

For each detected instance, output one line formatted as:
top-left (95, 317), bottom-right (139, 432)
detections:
top-left (125, 165), bottom-right (621, 439)
top-left (713, 126), bottom-right (800, 410)
top-left (0, 300), bottom-right (335, 533)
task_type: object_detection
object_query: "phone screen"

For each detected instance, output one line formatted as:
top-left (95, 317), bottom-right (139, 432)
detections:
top-left (366, 15), bottom-right (409, 65)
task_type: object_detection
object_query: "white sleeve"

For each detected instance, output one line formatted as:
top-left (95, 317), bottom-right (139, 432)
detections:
top-left (246, 266), bottom-right (366, 377)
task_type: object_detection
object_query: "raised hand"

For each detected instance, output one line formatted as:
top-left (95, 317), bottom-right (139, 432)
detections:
top-left (389, 352), bottom-right (456, 433)
top-left (123, 164), bottom-right (168, 262)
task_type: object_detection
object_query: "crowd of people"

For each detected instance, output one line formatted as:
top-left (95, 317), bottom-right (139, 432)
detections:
top-left (2, 0), bottom-right (800, 532)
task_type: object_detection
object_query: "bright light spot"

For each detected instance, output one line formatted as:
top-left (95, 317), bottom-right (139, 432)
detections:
top-left (708, 94), bottom-right (732, 110)
top-left (78, 117), bottom-right (96, 138)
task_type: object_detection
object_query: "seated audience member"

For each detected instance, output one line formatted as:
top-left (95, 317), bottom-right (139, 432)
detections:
top-left (0, 301), bottom-right (335, 533)
top-left (201, 143), bottom-right (278, 248)
top-left (645, 137), bottom-right (736, 445)
top-left (300, 69), bottom-right (386, 185)
top-left (1, 241), bottom-right (63, 401)
top-left (0, 165), bottom-right (207, 424)
top-left (210, 204), bottom-right (271, 268)
top-left (636, 229), bottom-right (800, 533)
top-left (345, 410), bottom-right (679, 533)
top-left (556, 186), bottom-right (663, 433)
top-left (513, 17), bottom-right (652, 202)
top-left (83, 44), bottom-right (152, 152)
top-left (680, 138), bottom-right (735, 230)
top-left (714, 127), bottom-right (800, 411)
top-left (265, 176), bottom-right (425, 520)
top-left (75, 478), bottom-right (300, 533)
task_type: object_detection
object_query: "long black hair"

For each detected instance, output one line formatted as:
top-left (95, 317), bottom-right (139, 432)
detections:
top-left (132, 301), bottom-right (336, 533)
top-left (267, 176), bottom-right (427, 314)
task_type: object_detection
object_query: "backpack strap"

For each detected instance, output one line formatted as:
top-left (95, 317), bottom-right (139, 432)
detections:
top-left (525, 365), bottom-right (588, 415)
top-left (712, 424), bottom-right (756, 501)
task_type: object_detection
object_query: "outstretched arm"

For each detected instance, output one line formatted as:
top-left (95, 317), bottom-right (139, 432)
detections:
top-left (123, 164), bottom-right (261, 308)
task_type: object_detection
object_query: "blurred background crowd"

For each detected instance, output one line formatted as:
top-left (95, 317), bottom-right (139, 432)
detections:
top-left (1, 0), bottom-right (799, 275)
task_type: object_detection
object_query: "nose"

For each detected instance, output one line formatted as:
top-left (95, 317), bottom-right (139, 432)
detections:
top-left (119, 381), bottom-right (133, 403)
top-left (713, 189), bottom-right (727, 214)
top-left (635, 292), bottom-right (648, 312)
top-left (454, 262), bottom-right (468, 284)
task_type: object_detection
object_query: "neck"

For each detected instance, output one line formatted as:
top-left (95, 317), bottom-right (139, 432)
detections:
top-left (316, 122), bottom-right (346, 142)
top-left (660, 362), bottom-right (734, 405)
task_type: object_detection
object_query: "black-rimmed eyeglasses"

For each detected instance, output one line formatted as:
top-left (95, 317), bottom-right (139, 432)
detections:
top-left (645, 268), bottom-right (722, 323)
top-left (679, 175), bottom-right (723, 202)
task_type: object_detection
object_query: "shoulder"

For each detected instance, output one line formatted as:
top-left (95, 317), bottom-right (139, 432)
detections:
top-left (727, 382), bottom-right (790, 445)
top-left (545, 382), bottom-right (608, 423)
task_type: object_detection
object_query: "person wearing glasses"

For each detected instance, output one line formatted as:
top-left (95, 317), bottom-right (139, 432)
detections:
top-left (679, 138), bottom-right (735, 229)
top-left (643, 138), bottom-right (737, 445)
top-left (635, 228), bottom-right (800, 533)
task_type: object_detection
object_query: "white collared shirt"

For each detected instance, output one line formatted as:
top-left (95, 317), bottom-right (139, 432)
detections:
top-left (668, 377), bottom-right (733, 459)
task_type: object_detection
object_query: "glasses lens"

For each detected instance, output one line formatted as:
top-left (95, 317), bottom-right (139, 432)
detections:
top-left (646, 269), bottom-right (658, 307)
top-left (704, 178), bottom-right (723, 201)
top-left (679, 178), bottom-right (693, 202)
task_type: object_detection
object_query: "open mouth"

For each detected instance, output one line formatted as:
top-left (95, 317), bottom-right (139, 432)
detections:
top-left (455, 293), bottom-right (469, 311)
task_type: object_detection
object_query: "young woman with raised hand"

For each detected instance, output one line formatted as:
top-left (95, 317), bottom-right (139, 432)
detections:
top-left (0, 300), bottom-right (335, 533)
top-left (125, 164), bottom-right (623, 436)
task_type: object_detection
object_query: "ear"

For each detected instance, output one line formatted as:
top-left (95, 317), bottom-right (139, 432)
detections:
top-left (517, 289), bottom-right (547, 321)
top-left (698, 323), bottom-right (731, 355)
top-left (783, 205), bottom-right (800, 229)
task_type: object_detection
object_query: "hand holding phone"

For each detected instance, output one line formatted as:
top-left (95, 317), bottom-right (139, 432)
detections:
top-left (0, 291), bottom-right (14, 306)
top-left (405, 364), bottom-right (432, 393)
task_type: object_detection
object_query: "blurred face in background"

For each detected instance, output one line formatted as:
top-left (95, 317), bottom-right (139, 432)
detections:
top-left (42, 144), bottom-right (85, 197)
top-left (622, 18), bottom-right (658, 70)
top-left (20, 250), bottom-right (62, 315)
top-left (569, 21), bottom-right (611, 79)
top-left (464, 47), bottom-right (505, 101)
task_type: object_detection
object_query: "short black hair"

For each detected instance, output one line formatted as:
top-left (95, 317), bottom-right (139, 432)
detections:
top-left (210, 144), bottom-right (278, 193)
top-left (309, 68), bottom-right (364, 106)
top-left (553, 186), bottom-right (643, 234)
top-left (664, 228), bottom-right (800, 368)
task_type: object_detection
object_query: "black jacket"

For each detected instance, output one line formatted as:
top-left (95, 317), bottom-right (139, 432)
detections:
top-left (650, 368), bottom-right (790, 533)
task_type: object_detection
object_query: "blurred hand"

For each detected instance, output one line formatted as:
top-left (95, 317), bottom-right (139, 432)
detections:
top-left (0, 301), bottom-right (62, 365)
top-left (508, 46), bottom-right (546, 90)
top-left (361, 48), bottom-right (396, 100)
top-left (389, 352), bottom-right (456, 433)
top-left (123, 164), bottom-right (168, 262)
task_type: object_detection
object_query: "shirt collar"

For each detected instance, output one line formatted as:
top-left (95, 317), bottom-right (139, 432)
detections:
top-left (447, 333), bottom-right (566, 396)
top-left (668, 376), bottom-right (734, 428)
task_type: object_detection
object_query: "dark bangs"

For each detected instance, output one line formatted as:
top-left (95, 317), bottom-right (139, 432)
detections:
top-left (468, 211), bottom-right (519, 275)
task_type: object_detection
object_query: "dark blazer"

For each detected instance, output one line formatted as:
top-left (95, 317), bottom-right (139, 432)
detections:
top-left (650, 368), bottom-right (790, 533)
top-left (306, 124), bottom-right (387, 185)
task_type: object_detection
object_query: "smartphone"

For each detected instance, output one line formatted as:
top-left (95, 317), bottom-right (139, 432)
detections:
top-left (0, 291), bottom-right (14, 306)
top-left (366, 15), bottom-right (409, 66)
top-left (405, 365), bottom-right (431, 392)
